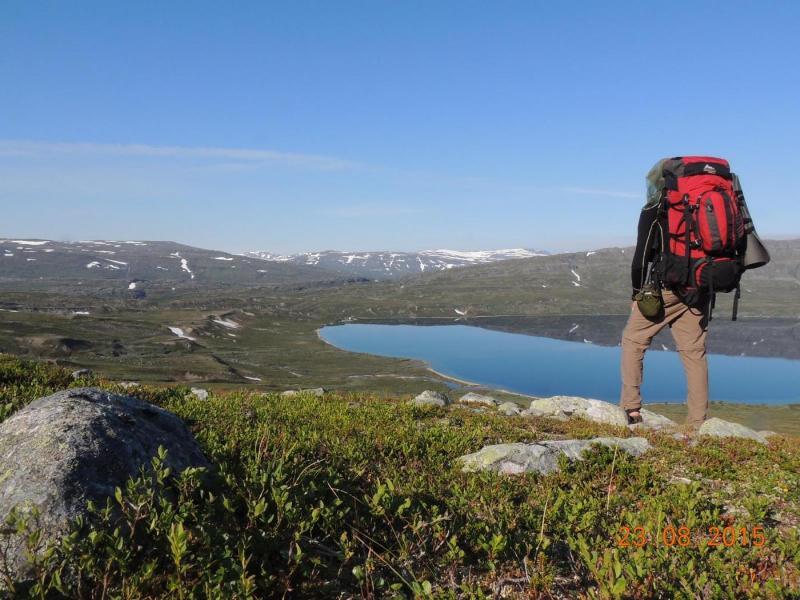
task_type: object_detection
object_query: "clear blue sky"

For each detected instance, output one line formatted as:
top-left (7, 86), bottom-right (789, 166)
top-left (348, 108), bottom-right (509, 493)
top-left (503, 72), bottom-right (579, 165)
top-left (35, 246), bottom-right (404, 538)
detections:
top-left (1, 1), bottom-right (798, 253)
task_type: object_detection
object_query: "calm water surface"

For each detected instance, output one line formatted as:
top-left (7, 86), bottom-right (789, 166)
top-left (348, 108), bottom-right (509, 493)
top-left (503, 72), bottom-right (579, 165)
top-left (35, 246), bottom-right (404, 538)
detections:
top-left (320, 324), bottom-right (800, 405)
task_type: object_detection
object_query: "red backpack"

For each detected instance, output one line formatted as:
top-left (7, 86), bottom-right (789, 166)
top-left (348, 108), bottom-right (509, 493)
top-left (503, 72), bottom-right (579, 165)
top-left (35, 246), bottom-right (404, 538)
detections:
top-left (654, 156), bottom-right (747, 319)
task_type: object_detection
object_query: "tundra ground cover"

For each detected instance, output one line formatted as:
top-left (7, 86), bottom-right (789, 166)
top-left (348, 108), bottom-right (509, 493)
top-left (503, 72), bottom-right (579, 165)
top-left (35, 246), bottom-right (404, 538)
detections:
top-left (0, 355), bottom-right (798, 598)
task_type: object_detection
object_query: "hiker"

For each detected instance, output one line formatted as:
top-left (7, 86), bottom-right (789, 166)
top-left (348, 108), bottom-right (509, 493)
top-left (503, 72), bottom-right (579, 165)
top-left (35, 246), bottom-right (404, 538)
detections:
top-left (619, 157), bottom-right (769, 428)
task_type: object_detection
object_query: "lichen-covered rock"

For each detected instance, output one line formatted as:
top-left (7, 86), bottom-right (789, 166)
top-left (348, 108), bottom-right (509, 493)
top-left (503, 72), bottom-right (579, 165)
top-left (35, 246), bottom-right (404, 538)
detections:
top-left (0, 387), bottom-right (209, 578)
top-left (459, 437), bottom-right (651, 475)
top-left (410, 390), bottom-right (450, 407)
top-left (698, 418), bottom-right (769, 445)
top-left (525, 396), bottom-right (674, 429)
top-left (190, 387), bottom-right (209, 400)
top-left (497, 401), bottom-right (522, 416)
top-left (458, 392), bottom-right (498, 407)
top-left (527, 396), bottom-right (628, 426)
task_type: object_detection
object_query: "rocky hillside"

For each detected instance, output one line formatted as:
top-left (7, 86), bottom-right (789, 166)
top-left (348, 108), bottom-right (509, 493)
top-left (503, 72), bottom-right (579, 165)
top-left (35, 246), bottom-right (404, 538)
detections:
top-left (0, 355), bottom-right (797, 597)
top-left (0, 239), bottom-right (343, 293)
top-left (245, 248), bottom-right (549, 279)
top-left (305, 238), bottom-right (800, 320)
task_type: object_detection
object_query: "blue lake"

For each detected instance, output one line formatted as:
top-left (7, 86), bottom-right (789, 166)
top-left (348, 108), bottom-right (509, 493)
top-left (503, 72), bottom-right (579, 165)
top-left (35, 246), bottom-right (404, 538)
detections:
top-left (319, 324), bottom-right (800, 405)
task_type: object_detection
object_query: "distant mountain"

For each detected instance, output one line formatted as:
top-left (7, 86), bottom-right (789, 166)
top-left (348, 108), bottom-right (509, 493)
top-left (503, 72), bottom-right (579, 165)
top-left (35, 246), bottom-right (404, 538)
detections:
top-left (244, 248), bottom-right (550, 279)
top-left (0, 239), bottom-right (341, 293)
top-left (318, 238), bottom-right (800, 319)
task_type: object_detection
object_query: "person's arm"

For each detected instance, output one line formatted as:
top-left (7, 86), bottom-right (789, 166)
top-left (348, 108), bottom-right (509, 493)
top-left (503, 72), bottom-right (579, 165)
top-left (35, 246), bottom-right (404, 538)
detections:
top-left (630, 203), bottom-right (659, 298)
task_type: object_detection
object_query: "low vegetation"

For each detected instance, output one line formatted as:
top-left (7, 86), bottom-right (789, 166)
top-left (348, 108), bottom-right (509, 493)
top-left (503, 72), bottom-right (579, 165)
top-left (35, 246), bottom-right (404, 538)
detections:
top-left (1, 355), bottom-right (798, 598)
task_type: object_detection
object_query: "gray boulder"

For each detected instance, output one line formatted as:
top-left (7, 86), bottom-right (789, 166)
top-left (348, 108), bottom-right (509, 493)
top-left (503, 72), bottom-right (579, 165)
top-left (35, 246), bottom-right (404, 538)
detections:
top-left (521, 406), bottom-right (546, 418)
top-left (497, 401), bottom-right (522, 416)
top-left (459, 437), bottom-right (650, 475)
top-left (0, 388), bottom-right (209, 577)
top-left (410, 390), bottom-right (450, 407)
top-left (698, 417), bottom-right (769, 445)
top-left (458, 392), bottom-right (498, 407)
top-left (527, 396), bottom-right (628, 426)
top-left (526, 396), bottom-right (675, 429)
top-left (190, 387), bottom-right (209, 401)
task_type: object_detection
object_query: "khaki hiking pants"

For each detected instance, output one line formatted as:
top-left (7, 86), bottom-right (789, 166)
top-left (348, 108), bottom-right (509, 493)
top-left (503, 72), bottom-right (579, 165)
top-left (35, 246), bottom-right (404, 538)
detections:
top-left (620, 289), bottom-right (709, 428)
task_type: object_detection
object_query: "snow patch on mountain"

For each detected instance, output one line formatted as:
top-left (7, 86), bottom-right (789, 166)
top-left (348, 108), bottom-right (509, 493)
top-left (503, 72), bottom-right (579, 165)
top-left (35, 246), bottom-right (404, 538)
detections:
top-left (5, 240), bottom-right (49, 246)
top-left (244, 247), bottom-right (549, 278)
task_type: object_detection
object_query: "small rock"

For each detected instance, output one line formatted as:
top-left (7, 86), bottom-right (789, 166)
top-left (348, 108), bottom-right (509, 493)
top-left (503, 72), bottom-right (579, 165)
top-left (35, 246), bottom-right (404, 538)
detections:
top-left (698, 418), bottom-right (769, 445)
top-left (497, 401), bottom-right (522, 416)
top-left (639, 409), bottom-right (677, 429)
top-left (521, 406), bottom-right (546, 418)
top-left (280, 387), bottom-right (326, 399)
top-left (70, 368), bottom-right (92, 380)
top-left (190, 387), bottom-right (209, 401)
top-left (458, 392), bottom-right (498, 407)
top-left (118, 381), bottom-right (139, 389)
top-left (459, 437), bottom-right (651, 475)
top-left (668, 476), bottom-right (693, 485)
top-left (410, 390), bottom-right (450, 407)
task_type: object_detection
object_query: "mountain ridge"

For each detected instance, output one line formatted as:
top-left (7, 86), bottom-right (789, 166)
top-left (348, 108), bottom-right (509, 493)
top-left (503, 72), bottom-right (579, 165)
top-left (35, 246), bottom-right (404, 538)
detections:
top-left (244, 247), bottom-right (550, 279)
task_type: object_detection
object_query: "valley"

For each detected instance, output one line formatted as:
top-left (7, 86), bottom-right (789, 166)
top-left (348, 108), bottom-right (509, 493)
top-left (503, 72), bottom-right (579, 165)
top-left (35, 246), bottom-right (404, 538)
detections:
top-left (1, 237), bottom-right (798, 432)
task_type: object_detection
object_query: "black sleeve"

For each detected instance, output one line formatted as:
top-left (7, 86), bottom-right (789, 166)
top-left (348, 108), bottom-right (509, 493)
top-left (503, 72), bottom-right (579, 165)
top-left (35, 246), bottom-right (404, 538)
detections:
top-left (630, 204), bottom-right (659, 298)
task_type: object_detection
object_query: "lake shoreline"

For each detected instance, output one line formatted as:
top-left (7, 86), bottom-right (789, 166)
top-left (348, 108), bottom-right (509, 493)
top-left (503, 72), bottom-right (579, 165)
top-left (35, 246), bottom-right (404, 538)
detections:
top-left (341, 315), bottom-right (800, 361)
top-left (319, 323), bottom-right (800, 406)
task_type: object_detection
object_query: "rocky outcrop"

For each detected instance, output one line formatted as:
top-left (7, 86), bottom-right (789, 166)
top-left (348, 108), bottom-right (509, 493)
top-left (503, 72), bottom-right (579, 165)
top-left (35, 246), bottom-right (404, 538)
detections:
top-left (0, 388), bottom-right (209, 578)
top-left (459, 437), bottom-right (651, 475)
top-left (458, 392), bottom-right (498, 407)
top-left (698, 417), bottom-right (770, 445)
top-left (525, 396), bottom-right (676, 429)
top-left (410, 390), bottom-right (450, 407)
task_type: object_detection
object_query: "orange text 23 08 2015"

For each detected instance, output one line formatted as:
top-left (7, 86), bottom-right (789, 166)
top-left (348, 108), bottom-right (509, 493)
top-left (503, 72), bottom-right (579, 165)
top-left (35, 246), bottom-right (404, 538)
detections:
top-left (617, 525), bottom-right (766, 549)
